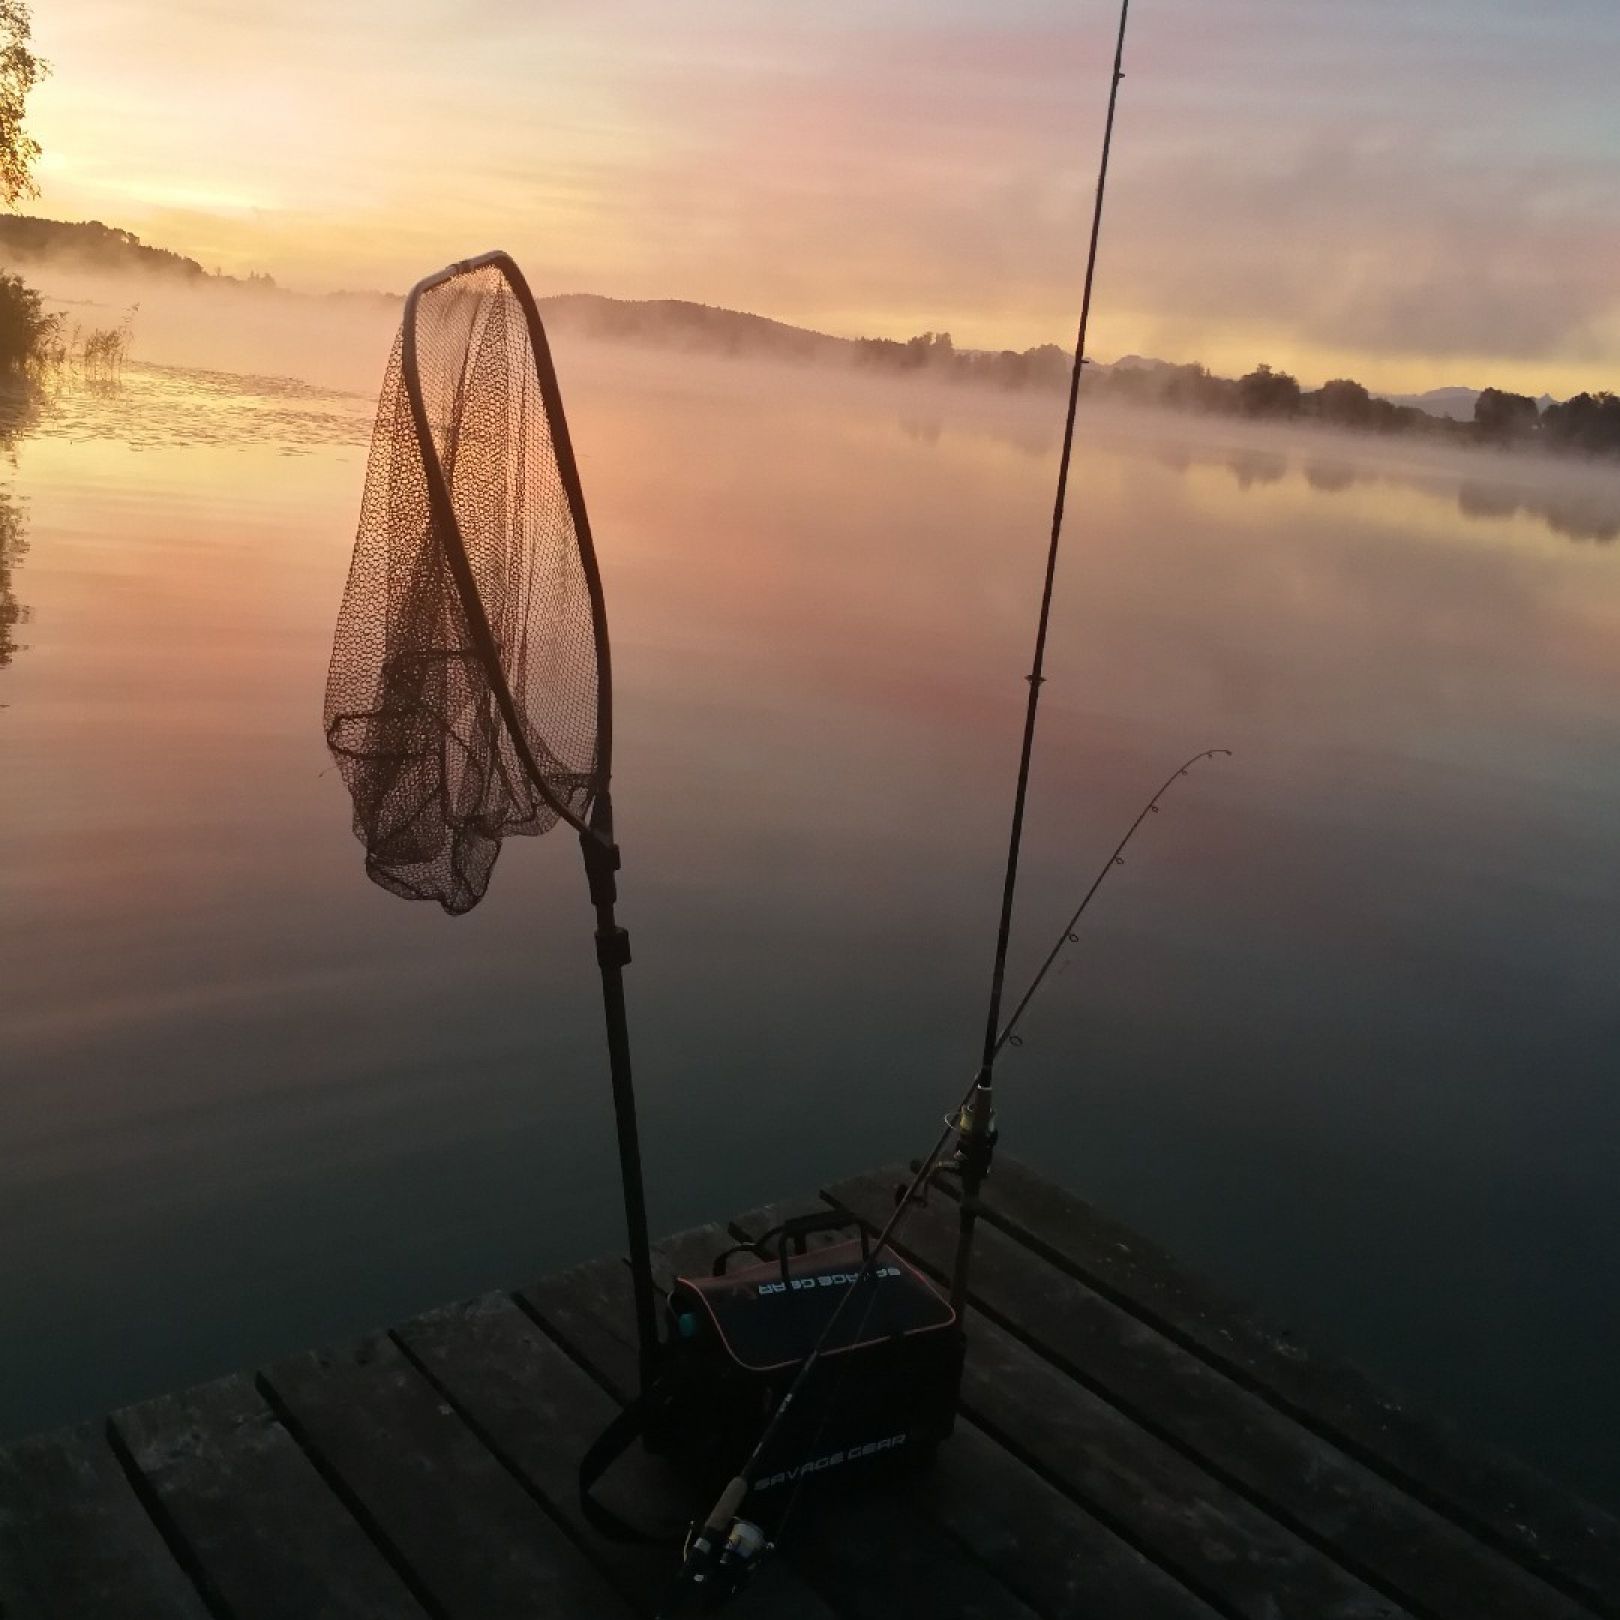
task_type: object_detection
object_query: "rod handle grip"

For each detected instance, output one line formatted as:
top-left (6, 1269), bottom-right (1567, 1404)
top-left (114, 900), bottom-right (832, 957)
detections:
top-left (703, 1476), bottom-right (747, 1535)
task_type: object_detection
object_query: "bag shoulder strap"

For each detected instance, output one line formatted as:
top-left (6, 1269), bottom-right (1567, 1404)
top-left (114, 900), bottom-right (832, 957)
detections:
top-left (578, 1384), bottom-right (683, 1545)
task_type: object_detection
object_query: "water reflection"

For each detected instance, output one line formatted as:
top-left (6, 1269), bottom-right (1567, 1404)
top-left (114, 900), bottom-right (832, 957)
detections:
top-left (1457, 480), bottom-right (1618, 544)
top-left (0, 363), bottom-right (371, 677)
top-left (1224, 448), bottom-right (1288, 489)
top-left (33, 361), bottom-right (372, 453)
top-left (887, 390), bottom-right (1620, 549)
top-left (1158, 432), bottom-right (1620, 545)
top-left (1303, 461), bottom-right (1356, 494)
top-left (1191, 436), bottom-right (1620, 544)
top-left (0, 382), bottom-right (40, 674)
top-left (3, 344), bottom-right (1619, 1512)
top-left (0, 489), bottom-right (26, 670)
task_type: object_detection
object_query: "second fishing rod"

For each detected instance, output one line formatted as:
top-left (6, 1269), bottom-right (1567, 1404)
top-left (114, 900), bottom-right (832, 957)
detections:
top-left (657, 743), bottom-right (1229, 1612)
top-left (656, 0), bottom-right (1207, 1607)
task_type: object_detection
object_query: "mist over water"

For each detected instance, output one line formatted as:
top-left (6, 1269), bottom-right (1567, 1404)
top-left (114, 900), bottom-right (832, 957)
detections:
top-left (25, 261), bottom-right (402, 392)
top-left (3, 294), bottom-right (1620, 1509)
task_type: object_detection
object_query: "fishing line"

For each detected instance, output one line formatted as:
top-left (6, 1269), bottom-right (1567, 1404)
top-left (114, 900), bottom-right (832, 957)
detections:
top-left (764, 1250), bottom-right (892, 1547)
top-left (657, 1113), bottom-right (970, 1616)
top-left (997, 749), bottom-right (1231, 1053)
top-left (657, 741), bottom-right (1232, 1613)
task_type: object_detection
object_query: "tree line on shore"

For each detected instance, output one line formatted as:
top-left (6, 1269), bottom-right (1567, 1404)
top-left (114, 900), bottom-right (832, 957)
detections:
top-left (854, 330), bottom-right (1620, 458)
top-left (0, 0), bottom-right (1614, 461)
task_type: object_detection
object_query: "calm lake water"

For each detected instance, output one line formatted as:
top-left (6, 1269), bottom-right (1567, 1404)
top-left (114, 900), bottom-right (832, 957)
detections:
top-left (3, 346), bottom-right (1619, 1508)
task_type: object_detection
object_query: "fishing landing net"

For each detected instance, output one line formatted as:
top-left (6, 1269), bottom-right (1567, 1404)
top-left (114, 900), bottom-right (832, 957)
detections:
top-left (324, 254), bottom-right (610, 914)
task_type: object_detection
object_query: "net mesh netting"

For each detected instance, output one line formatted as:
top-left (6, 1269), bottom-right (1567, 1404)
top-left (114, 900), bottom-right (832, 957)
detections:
top-left (324, 259), bottom-right (603, 914)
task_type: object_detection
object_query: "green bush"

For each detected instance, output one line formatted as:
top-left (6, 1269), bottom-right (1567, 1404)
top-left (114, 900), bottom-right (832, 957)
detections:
top-left (0, 269), bottom-right (57, 369)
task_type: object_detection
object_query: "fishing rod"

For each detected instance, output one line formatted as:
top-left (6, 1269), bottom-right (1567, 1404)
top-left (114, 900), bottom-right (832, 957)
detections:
top-left (660, 0), bottom-right (1146, 1604)
top-left (950, 0), bottom-right (1134, 1316)
top-left (659, 1120), bottom-right (969, 1612)
top-left (657, 744), bottom-right (1229, 1612)
top-left (994, 749), bottom-right (1230, 1055)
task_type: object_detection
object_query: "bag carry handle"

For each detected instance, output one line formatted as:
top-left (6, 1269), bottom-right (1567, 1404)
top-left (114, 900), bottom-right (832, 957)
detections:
top-left (708, 1211), bottom-right (871, 1277)
top-left (709, 1240), bottom-right (768, 1277)
top-left (763, 1212), bottom-right (870, 1290)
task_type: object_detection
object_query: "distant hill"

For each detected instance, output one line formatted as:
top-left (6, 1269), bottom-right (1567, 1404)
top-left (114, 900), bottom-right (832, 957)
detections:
top-left (0, 214), bottom-right (270, 284)
top-left (1379, 386), bottom-right (1479, 421)
top-left (3, 215), bottom-right (1582, 426)
top-left (1107, 353), bottom-right (1175, 373)
top-left (540, 293), bottom-right (849, 361)
top-left (0, 216), bottom-right (852, 357)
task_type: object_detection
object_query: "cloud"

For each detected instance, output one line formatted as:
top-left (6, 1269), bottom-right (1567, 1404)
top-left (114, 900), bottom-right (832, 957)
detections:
top-left (1104, 137), bottom-right (1620, 365)
top-left (24, 0), bottom-right (1620, 393)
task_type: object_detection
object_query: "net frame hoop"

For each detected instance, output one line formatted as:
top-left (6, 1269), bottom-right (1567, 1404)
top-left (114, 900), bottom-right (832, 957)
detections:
top-left (399, 248), bottom-right (614, 844)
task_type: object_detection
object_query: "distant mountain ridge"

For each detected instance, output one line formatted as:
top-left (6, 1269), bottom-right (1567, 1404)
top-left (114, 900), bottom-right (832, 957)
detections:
top-left (539, 292), bottom-right (848, 360)
top-left (1379, 386), bottom-right (1479, 421)
top-left (0, 213), bottom-right (272, 286)
top-left (0, 213), bottom-right (1566, 417)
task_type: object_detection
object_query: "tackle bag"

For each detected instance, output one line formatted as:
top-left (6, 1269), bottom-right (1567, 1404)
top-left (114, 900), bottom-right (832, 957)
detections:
top-left (581, 1211), bottom-right (963, 1535)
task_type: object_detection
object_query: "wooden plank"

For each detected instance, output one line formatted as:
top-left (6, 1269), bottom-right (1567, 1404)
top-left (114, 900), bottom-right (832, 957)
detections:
top-left (709, 1207), bottom-right (1207, 1620)
top-left (645, 1224), bottom-right (1046, 1619)
top-left (826, 1171), bottom-right (1591, 1620)
top-left (0, 1421), bottom-right (212, 1620)
top-left (393, 1291), bottom-right (841, 1620)
top-left (729, 1198), bottom-right (1218, 1613)
top-left (512, 1220), bottom-right (733, 1405)
top-left (525, 1225), bottom-right (1041, 1619)
top-left (961, 1306), bottom-right (1407, 1619)
top-left (728, 1204), bottom-right (1410, 1620)
top-left (918, 1416), bottom-right (1224, 1620)
top-left (725, 1200), bottom-right (1219, 1619)
top-left (780, 1478), bottom-right (1048, 1620)
top-left (966, 1158), bottom-right (1620, 1615)
top-left (724, 1202), bottom-right (858, 1256)
top-left (651, 1221), bottom-right (734, 1288)
top-left (260, 1335), bottom-right (632, 1620)
top-left (111, 1373), bottom-right (427, 1620)
top-left (517, 1256), bottom-right (643, 1400)
top-left (735, 1198), bottom-right (1393, 1620)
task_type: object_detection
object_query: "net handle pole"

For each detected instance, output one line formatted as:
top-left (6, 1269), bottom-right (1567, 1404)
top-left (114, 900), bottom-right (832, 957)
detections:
top-left (950, 0), bottom-right (1132, 1317)
top-left (581, 793), bottom-right (660, 1394)
top-left (401, 253), bottom-right (652, 1371)
top-left (502, 259), bottom-right (657, 1384)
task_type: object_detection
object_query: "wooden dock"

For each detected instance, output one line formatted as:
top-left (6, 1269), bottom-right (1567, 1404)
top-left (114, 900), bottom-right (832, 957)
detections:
top-left (2, 1158), bottom-right (1616, 1619)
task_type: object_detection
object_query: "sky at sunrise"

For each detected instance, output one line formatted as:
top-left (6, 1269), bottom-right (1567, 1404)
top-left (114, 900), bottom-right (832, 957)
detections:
top-left (25, 0), bottom-right (1620, 395)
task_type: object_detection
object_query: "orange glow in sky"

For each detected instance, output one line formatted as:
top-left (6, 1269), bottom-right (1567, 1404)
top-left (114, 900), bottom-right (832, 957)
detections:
top-left (25, 0), bottom-right (1620, 397)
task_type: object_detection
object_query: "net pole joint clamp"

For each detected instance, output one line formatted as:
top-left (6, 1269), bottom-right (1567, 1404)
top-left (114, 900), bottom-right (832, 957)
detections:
top-left (581, 824), bottom-right (622, 907)
top-left (595, 924), bottom-right (632, 970)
